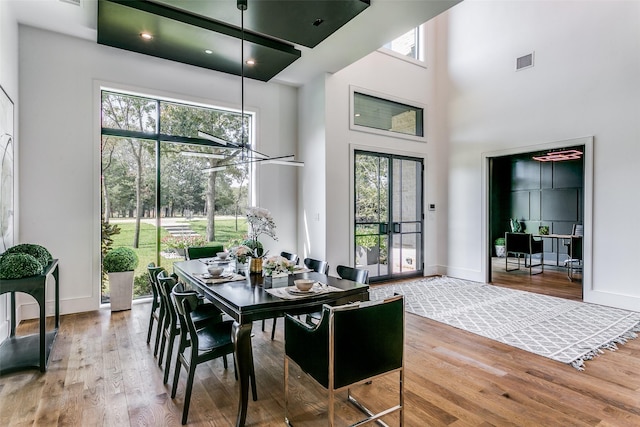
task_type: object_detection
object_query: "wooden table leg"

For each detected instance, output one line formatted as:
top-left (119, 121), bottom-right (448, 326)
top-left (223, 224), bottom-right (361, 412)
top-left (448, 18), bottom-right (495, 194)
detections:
top-left (232, 321), bottom-right (256, 427)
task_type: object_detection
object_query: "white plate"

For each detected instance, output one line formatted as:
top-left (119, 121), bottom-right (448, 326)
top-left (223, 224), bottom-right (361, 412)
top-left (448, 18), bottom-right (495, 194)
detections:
top-left (287, 287), bottom-right (317, 295)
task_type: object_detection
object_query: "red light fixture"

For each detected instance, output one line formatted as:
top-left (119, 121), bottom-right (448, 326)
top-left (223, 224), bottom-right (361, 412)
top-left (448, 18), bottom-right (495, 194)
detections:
top-left (532, 149), bottom-right (583, 162)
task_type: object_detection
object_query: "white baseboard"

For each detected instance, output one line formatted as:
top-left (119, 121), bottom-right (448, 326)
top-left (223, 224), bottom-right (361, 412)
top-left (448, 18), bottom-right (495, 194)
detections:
top-left (443, 266), bottom-right (485, 283)
top-left (18, 296), bottom-right (99, 321)
top-left (583, 289), bottom-right (640, 312)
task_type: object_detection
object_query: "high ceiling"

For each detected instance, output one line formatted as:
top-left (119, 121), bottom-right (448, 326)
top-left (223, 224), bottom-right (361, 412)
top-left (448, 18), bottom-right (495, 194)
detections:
top-left (97, 0), bottom-right (370, 82)
top-left (11, 0), bottom-right (463, 86)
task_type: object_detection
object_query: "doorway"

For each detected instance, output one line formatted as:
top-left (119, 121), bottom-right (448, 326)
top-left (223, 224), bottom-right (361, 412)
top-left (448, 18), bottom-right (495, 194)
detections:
top-left (354, 150), bottom-right (424, 282)
top-left (484, 136), bottom-right (593, 300)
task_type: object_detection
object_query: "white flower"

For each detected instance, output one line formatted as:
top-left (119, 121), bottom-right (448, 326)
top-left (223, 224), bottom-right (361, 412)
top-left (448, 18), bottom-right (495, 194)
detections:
top-left (263, 255), bottom-right (294, 276)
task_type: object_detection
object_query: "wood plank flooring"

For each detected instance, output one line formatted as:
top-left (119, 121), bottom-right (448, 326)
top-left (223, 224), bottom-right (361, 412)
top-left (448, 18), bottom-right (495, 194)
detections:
top-left (1, 267), bottom-right (638, 426)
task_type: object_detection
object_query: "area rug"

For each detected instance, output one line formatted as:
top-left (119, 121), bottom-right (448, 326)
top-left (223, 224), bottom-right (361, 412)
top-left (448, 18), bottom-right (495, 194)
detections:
top-left (369, 276), bottom-right (640, 370)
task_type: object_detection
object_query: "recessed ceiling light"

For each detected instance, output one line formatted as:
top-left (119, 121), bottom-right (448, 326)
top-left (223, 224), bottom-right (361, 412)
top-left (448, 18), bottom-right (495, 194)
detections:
top-left (140, 32), bottom-right (153, 40)
top-left (246, 59), bottom-right (255, 66)
top-left (204, 49), bottom-right (213, 54)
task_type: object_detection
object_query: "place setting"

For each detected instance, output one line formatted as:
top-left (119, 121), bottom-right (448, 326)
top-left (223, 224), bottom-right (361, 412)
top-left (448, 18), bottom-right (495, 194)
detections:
top-left (266, 278), bottom-right (344, 299)
top-left (199, 251), bottom-right (233, 266)
top-left (195, 265), bottom-right (245, 285)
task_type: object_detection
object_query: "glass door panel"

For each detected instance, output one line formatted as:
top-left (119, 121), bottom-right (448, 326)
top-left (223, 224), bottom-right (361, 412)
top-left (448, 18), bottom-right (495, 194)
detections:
top-left (354, 151), bottom-right (423, 281)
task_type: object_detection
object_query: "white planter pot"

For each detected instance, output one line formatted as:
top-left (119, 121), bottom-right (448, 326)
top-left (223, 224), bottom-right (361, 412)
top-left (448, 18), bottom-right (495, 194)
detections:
top-left (495, 245), bottom-right (506, 258)
top-left (108, 271), bottom-right (134, 311)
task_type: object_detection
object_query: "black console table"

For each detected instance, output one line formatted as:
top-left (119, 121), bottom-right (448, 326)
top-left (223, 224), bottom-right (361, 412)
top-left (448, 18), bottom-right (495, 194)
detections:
top-left (0, 259), bottom-right (59, 375)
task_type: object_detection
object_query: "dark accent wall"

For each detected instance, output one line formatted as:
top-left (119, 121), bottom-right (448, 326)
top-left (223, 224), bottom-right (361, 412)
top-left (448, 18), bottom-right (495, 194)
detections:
top-left (490, 147), bottom-right (584, 260)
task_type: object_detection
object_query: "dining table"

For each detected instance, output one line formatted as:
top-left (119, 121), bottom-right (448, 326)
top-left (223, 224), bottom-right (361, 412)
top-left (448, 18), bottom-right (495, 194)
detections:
top-left (172, 258), bottom-right (370, 427)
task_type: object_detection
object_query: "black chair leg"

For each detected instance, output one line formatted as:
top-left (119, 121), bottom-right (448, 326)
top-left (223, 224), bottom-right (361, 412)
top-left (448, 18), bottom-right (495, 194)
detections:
top-left (158, 330), bottom-right (168, 367)
top-left (181, 364), bottom-right (197, 425)
top-left (163, 332), bottom-right (177, 384)
top-left (261, 319), bottom-right (266, 332)
top-left (146, 313), bottom-right (155, 344)
top-left (271, 317), bottom-right (277, 340)
top-left (153, 316), bottom-right (163, 357)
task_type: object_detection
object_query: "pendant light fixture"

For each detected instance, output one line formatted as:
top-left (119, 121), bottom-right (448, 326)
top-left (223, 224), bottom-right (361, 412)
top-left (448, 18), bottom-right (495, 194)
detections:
top-left (197, 0), bottom-right (303, 171)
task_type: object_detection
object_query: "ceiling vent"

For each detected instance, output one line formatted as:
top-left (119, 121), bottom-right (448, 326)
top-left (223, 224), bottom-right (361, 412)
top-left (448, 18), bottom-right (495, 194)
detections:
top-left (516, 52), bottom-right (534, 71)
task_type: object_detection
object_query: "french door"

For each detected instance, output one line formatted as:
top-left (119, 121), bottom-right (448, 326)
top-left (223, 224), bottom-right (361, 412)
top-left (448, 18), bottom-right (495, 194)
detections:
top-left (354, 150), bottom-right (423, 282)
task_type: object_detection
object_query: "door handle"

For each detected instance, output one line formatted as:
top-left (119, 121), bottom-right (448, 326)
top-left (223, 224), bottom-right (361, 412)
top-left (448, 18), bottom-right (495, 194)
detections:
top-left (379, 223), bottom-right (389, 234)
top-left (392, 223), bottom-right (401, 233)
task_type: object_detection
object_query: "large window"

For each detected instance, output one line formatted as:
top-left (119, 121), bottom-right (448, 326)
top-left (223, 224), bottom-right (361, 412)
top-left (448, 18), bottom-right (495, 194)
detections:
top-left (351, 88), bottom-right (425, 141)
top-left (101, 90), bottom-right (250, 303)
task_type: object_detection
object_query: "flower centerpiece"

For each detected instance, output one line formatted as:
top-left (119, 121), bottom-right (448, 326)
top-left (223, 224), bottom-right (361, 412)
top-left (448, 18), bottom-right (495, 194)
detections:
top-left (230, 244), bottom-right (253, 273)
top-left (262, 255), bottom-right (295, 277)
top-left (262, 255), bottom-right (295, 287)
top-left (244, 207), bottom-right (278, 273)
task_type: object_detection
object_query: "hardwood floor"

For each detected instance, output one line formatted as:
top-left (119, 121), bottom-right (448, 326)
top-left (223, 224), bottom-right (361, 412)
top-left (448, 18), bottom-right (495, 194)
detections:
top-left (1, 266), bottom-right (638, 426)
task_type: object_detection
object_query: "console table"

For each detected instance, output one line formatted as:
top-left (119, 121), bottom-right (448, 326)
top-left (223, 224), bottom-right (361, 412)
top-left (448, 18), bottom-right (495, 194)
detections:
top-left (0, 259), bottom-right (59, 375)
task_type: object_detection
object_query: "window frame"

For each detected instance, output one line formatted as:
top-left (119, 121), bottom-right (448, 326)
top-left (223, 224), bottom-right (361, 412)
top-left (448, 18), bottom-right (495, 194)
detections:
top-left (349, 86), bottom-right (427, 143)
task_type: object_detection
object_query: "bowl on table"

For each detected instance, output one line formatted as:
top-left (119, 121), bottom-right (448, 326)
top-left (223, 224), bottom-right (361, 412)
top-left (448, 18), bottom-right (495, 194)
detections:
top-left (217, 251), bottom-right (229, 260)
top-left (207, 266), bottom-right (224, 278)
top-left (294, 279), bottom-right (315, 292)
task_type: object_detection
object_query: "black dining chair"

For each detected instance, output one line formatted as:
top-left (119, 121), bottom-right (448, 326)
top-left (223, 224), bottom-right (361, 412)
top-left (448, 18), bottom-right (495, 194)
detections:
top-left (185, 244), bottom-right (224, 260)
top-left (156, 270), bottom-right (223, 384)
top-left (284, 295), bottom-right (405, 426)
top-left (146, 263), bottom-right (165, 357)
top-left (280, 251), bottom-right (299, 265)
top-left (171, 283), bottom-right (252, 425)
top-left (261, 251), bottom-right (301, 340)
top-left (303, 257), bottom-right (329, 274)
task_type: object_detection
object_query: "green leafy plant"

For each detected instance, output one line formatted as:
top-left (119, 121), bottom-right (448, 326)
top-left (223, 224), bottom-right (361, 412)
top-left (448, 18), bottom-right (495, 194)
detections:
top-left (103, 247), bottom-right (139, 273)
top-left (0, 253), bottom-right (44, 279)
top-left (494, 237), bottom-right (505, 246)
top-left (102, 221), bottom-right (121, 258)
top-left (161, 234), bottom-right (206, 250)
top-left (4, 243), bottom-right (52, 267)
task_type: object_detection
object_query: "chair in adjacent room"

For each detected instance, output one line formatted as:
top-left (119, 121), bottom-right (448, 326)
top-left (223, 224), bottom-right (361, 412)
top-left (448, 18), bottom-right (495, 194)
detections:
top-left (505, 232), bottom-right (544, 275)
top-left (564, 236), bottom-right (583, 282)
top-left (171, 284), bottom-right (256, 425)
top-left (156, 270), bottom-right (223, 384)
top-left (284, 295), bottom-right (405, 426)
top-left (185, 244), bottom-right (224, 260)
top-left (146, 263), bottom-right (165, 357)
top-left (261, 251), bottom-right (300, 340)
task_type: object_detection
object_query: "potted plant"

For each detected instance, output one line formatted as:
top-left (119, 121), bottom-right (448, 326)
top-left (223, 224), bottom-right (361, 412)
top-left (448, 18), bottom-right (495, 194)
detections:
top-left (245, 207), bottom-right (278, 273)
top-left (103, 247), bottom-right (139, 311)
top-left (494, 237), bottom-right (506, 258)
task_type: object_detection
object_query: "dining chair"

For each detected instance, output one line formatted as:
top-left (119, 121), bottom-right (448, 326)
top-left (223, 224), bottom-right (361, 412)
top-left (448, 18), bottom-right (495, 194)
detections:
top-left (564, 236), bottom-right (583, 282)
top-left (284, 295), bottom-right (405, 426)
top-left (505, 232), bottom-right (544, 275)
top-left (306, 265), bottom-right (368, 325)
top-left (261, 251), bottom-right (300, 340)
top-left (156, 270), bottom-right (223, 384)
top-left (146, 263), bottom-right (165, 357)
top-left (185, 244), bottom-right (224, 260)
top-left (303, 257), bottom-right (330, 274)
top-left (280, 251), bottom-right (299, 265)
top-left (171, 283), bottom-right (250, 425)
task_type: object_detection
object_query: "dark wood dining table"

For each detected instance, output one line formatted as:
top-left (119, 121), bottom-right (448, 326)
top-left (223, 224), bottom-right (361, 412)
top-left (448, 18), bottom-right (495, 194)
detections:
top-left (172, 259), bottom-right (370, 427)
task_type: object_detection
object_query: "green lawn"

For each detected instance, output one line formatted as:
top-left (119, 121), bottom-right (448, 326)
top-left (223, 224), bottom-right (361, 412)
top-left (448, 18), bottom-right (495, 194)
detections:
top-left (105, 217), bottom-right (247, 300)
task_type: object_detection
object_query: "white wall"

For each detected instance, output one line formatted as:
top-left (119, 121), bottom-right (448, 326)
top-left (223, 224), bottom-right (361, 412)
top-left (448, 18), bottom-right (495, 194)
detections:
top-left (298, 75), bottom-right (327, 262)
top-left (18, 26), bottom-right (298, 318)
top-left (320, 50), bottom-right (440, 277)
top-left (0, 0), bottom-right (19, 339)
top-left (432, 0), bottom-right (640, 310)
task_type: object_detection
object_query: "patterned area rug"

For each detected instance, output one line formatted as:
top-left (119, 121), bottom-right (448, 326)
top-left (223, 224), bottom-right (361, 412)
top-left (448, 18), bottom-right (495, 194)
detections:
top-left (370, 276), bottom-right (640, 370)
